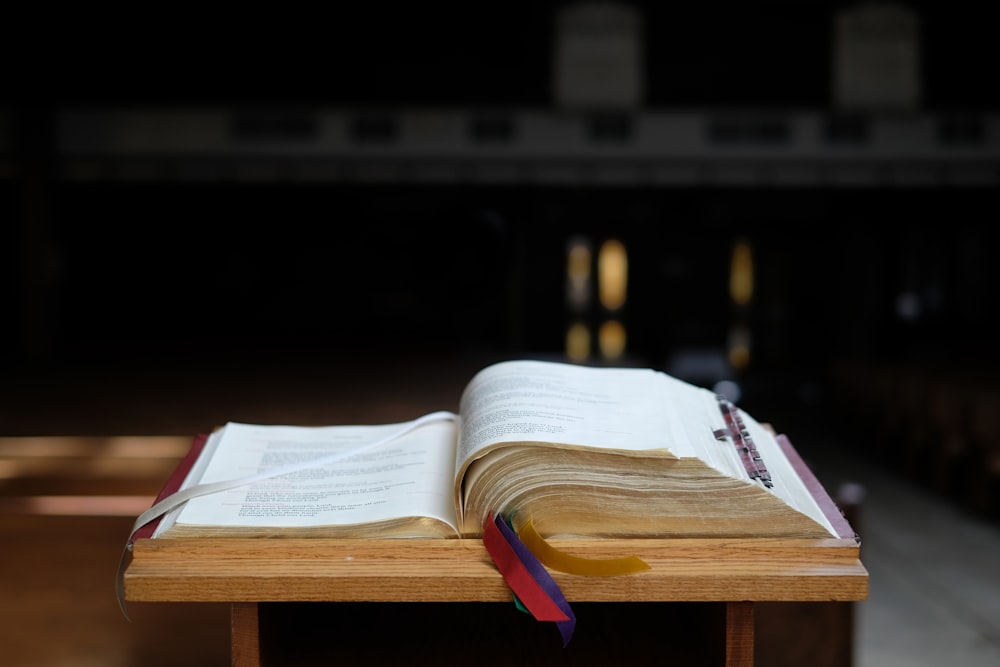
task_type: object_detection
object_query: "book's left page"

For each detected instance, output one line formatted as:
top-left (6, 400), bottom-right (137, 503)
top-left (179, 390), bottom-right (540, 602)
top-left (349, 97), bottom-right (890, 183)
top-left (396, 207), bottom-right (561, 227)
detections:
top-left (156, 418), bottom-right (461, 538)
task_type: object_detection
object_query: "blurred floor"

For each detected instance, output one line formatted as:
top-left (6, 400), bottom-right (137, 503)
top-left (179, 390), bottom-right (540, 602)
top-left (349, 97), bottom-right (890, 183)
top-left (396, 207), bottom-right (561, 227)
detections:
top-left (1, 353), bottom-right (999, 666)
top-left (0, 513), bottom-right (231, 667)
top-left (796, 433), bottom-right (1000, 667)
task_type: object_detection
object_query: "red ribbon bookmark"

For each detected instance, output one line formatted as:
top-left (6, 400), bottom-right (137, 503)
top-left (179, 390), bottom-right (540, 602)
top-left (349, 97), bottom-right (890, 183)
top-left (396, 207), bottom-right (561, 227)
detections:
top-left (483, 511), bottom-right (568, 622)
top-left (482, 512), bottom-right (576, 646)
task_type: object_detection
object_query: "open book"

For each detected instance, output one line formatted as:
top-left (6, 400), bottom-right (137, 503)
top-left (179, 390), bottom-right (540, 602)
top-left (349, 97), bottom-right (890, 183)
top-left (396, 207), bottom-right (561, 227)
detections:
top-left (148, 359), bottom-right (844, 541)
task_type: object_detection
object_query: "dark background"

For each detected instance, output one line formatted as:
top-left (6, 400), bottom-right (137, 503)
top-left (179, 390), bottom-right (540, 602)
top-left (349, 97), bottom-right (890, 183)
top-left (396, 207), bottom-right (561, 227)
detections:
top-left (3, 1), bottom-right (999, 418)
top-left (5, 2), bottom-right (999, 109)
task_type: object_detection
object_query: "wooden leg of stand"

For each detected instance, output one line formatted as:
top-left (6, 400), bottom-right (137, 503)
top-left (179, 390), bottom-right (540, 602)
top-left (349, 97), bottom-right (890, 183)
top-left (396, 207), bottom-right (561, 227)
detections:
top-left (231, 602), bottom-right (261, 667)
top-left (725, 601), bottom-right (755, 667)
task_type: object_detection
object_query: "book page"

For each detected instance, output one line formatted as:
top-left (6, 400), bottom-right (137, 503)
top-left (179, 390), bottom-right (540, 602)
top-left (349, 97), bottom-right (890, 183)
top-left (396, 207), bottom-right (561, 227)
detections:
top-left (456, 360), bottom-right (678, 474)
top-left (168, 419), bottom-right (460, 531)
top-left (739, 410), bottom-right (839, 536)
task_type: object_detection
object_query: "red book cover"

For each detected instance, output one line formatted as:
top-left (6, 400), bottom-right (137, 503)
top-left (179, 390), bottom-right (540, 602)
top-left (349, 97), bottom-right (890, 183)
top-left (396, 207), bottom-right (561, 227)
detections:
top-left (129, 433), bottom-right (209, 543)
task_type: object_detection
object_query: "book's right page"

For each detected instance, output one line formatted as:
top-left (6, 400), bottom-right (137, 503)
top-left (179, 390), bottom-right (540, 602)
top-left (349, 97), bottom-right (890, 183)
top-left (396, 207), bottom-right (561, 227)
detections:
top-left (454, 359), bottom-right (839, 539)
top-left (455, 359), bottom-right (678, 471)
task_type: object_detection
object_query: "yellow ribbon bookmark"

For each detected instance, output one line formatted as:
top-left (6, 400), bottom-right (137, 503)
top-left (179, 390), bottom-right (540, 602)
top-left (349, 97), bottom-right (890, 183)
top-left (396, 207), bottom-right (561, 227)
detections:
top-left (516, 519), bottom-right (651, 576)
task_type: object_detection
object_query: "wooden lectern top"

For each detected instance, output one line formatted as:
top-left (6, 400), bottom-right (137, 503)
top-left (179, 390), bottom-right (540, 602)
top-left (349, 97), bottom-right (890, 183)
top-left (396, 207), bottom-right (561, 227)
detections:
top-left (124, 535), bottom-right (867, 604)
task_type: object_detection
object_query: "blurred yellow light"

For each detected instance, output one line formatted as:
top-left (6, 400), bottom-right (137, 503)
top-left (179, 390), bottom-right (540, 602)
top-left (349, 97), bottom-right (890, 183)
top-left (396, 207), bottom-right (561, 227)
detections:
top-left (566, 321), bottom-right (591, 361)
top-left (566, 237), bottom-right (592, 311)
top-left (730, 239), bottom-right (754, 306)
top-left (598, 238), bottom-right (628, 311)
top-left (727, 324), bottom-right (751, 371)
top-left (599, 319), bottom-right (627, 360)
